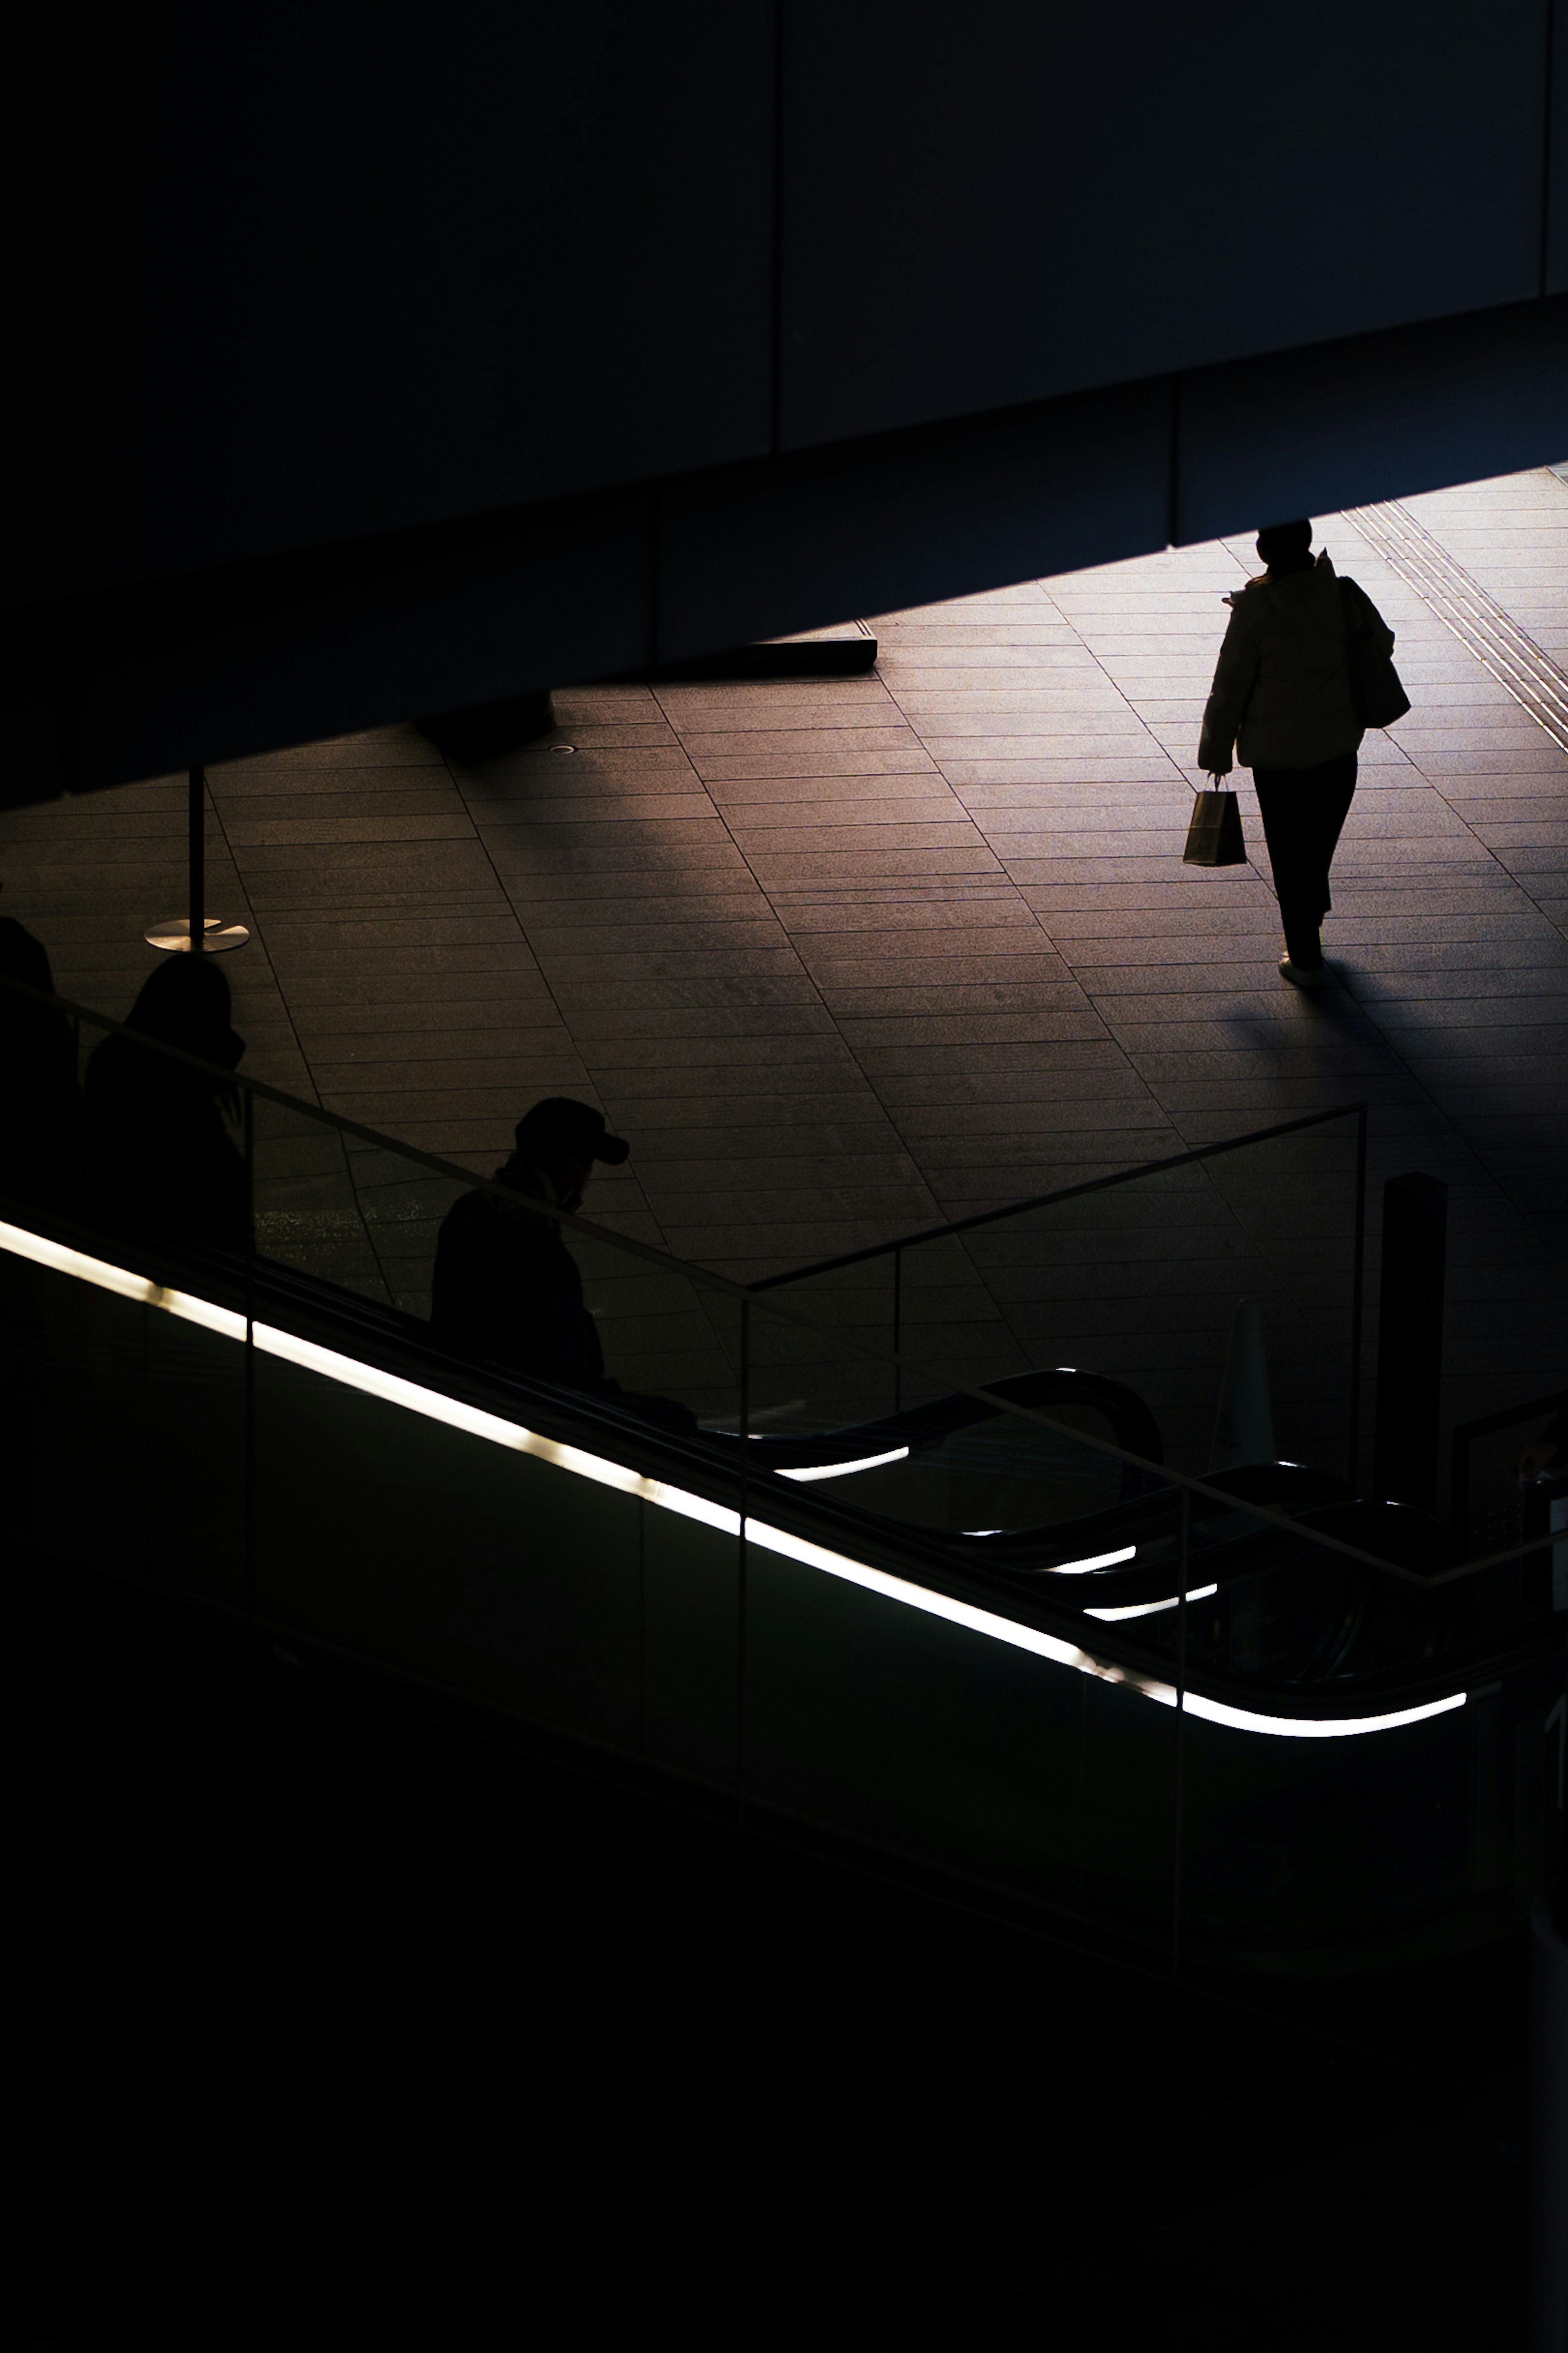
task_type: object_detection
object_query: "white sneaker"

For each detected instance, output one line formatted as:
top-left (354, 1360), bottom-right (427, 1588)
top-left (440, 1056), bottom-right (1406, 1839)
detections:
top-left (1278, 956), bottom-right (1325, 989)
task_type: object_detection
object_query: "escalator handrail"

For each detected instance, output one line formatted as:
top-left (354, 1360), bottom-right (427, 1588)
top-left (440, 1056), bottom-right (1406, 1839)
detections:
top-left (738, 1367), bottom-right (1164, 1472)
top-left (0, 974), bottom-right (1543, 1592)
top-left (749, 1102), bottom-right (1367, 1289)
top-left (4, 1194), bottom-right (1560, 1723)
top-left (1449, 1383), bottom-right (1568, 1543)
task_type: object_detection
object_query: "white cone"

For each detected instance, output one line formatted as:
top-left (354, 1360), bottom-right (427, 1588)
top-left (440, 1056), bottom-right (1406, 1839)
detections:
top-left (1211, 1297), bottom-right (1276, 1470)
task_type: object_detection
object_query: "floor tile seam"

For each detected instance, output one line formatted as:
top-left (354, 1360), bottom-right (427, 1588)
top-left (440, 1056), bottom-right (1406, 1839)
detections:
top-left (1334, 512), bottom-right (1568, 950)
top-left (667, 676), bottom-right (1183, 1266)
top-left (1042, 536), bottom-right (1562, 1254)
top-left (187, 780), bottom-right (325, 1109)
top-left (1502, 875), bottom-right (1568, 944)
top-left (1028, 545), bottom-right (1267, 997)
top-left (1318, 954), bottom-right (1568, 1264)
top-left (1347, 499), bottom-right (1568, 751)
top-left (437, 741), bottom-right (687, 1248)
top-left (1377, 493), bottom-right (1568, 671)
top-left (648, 727), bottom-right (960, 1244)
top-left (1374, 719), bottom-right (1568, 940)
top-left (872, 585), bottom-right (1192, 1150)
top-left (492, 702), bottom-right (938, 1248)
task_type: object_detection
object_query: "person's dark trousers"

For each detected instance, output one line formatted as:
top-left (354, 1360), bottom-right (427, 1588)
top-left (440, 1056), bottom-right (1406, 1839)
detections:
top-left (1251, 752), bottom-right (1359, 969)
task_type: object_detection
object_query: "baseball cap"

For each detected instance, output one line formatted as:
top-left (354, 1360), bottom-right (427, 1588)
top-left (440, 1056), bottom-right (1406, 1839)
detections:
top-left (514, 1096), bottom-right (630, 1166)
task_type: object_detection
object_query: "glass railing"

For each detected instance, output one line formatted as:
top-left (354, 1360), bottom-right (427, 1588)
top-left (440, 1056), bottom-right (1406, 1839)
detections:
top-left (0, 965), bottom-right (1561, 1976)
top-left (753, 1106), bottom-right (1369, 1487)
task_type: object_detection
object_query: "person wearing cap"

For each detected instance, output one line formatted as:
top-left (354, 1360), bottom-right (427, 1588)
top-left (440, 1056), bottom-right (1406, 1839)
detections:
top-left (430, 1096), bottom-right (630, 1390)
top-left (1198, 519), bottom-right (1397, 989)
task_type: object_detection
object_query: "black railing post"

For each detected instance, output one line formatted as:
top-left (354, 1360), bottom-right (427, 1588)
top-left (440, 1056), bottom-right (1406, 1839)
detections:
top-left (1372, 1172), bottom-right (1448, 1512)
top-left (1172, 1488), bottom-right (1189, 1983)
top-left (1349, 1104), bottom-right (1367, 1491)
top-left (1452, 1433), bottom-right (1473, 1555)
top-left (144, 765), bottom-right (247, 952)
top-left (892, 1245), bottom-right (902, 1414)
top-left (189, 767), bottom-right (206, 949)
top-left (736, 1297), bottom-right (749, 1827)
top-left (751, 1103), bottom-right (1368, 1294)
top-left (244, 1085), bottom-right (256, 1627)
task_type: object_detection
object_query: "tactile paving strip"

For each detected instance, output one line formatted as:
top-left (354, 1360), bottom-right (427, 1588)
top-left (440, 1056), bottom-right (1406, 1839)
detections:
top-left (1349, 498), bottom-right (1568, 755)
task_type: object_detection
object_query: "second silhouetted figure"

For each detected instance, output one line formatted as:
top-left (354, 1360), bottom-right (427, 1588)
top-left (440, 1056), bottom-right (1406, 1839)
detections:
top-left (85, 957), bottom-right (248, 1254)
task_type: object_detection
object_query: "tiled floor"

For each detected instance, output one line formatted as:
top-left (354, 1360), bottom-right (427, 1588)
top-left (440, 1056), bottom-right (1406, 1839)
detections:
top-left (3, 468), bottom-right (1564, 1480)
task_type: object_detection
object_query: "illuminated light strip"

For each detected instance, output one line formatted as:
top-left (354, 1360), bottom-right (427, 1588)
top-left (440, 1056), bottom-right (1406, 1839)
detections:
top-left (1176, 1690), bottom-right (1464, 1739)
top-left (1087, 1583), bottom-right (1218, 1622)
top-left (0, 1219), bottom-right (1468, 1740)
top-left (1047, 1544), bottom-right (1136, 1574)
top-left (0, 1222), bottom-right (252, 1342)
top-left (778, 1446), bottom-right (909, 1482)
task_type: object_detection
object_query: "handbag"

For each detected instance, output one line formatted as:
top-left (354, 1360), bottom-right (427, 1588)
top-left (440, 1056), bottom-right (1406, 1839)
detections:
top-left (1339, 577), bottom-right (1411, 728)
top-left (1184, 780), bottom-right (1246, 867)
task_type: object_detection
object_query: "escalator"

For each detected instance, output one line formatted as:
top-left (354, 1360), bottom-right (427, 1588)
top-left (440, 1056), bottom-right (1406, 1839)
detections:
top-left (4, 1140), bottom-right (1561, 1981)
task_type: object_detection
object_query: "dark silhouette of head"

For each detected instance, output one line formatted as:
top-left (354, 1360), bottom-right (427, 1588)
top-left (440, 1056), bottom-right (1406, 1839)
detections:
top-left (506, 1098), bottom-right (628, 1211)
top-left (513, 1096), bottom-right (630, 1174)
top-left (1255, 520), bottom-right (1315, 574)
top-left (125, 955), bottom-right (244, 1072)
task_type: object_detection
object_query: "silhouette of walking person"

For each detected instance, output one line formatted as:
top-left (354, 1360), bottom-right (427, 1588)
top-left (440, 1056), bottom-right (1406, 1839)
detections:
top-left (85, 957), bottom-right (248, 1253)
top-left (0, 914), bottom-right (86, 1212)
top-left (1198, 520), bottom-right (1398, 988)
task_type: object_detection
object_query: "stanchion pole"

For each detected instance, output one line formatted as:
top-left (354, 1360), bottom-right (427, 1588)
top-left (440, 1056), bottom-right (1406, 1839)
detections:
top-left (145, 766), bottom-right (249, 953)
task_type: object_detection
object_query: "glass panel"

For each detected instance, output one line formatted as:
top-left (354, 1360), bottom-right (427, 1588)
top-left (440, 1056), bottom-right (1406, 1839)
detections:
top-left (4, 970), bottom-right (1561, 1983)
top-left (0, 1214), bottom-right (248, 1621)
top-left (0, 993), bottom-right (250, 1613)
top-left (756, 1116), bottom-right (1364, 1492)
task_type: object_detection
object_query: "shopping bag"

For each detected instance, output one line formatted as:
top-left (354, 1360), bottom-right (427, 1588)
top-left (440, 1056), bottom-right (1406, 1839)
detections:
top-left (1345, 632), bottom-right (1412, 728)
top-left (1184, 785), bottom-right (1246, 867)
top-left (1340, 576), bottom-right (1411, 727)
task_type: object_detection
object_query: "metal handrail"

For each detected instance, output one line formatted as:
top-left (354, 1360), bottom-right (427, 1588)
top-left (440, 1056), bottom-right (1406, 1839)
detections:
top-left (1450, 1385), bottom-right (1568, 1543)
top-left (751, 1104), bottom-right (1368, 1288)
top-left (0, 967), bottom-right (1547, 1589)
top-left (751, 1100), bottom-right (1370, 1491)
top-left (0, 966), bottom-right (732, 1289)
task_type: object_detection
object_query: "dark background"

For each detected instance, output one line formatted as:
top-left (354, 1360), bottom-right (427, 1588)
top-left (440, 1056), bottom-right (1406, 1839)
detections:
top-left (4, 7), bottom-right (1565, 814)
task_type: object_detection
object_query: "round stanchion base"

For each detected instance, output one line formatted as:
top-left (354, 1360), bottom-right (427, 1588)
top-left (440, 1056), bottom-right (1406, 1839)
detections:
top-left (144, 916), bottom-right (250, 954)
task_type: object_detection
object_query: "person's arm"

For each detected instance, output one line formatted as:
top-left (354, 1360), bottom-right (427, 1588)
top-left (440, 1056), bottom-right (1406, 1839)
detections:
top-left (1196, 605), bottom-right (1258, 777)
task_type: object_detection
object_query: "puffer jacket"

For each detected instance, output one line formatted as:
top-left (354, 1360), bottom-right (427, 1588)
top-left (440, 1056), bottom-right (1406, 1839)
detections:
top-left (1197, 551), bottom-right (1394, 774)
top-left (431, 1155), bottom-right (606, 1387)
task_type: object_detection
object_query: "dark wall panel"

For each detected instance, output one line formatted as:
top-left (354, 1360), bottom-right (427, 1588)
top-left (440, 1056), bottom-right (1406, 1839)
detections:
top-left (1176, 298), bottom-right (1568, 542)
top-left (782, 0), bottom-right (1551, 447)
top-left (1549, 0), bottom-right (1568, 294)
top-left (657, 381), bottom-right (1171, 660)
top-left (11, 0), bottom-right (1560, 622)
top-left (5, 0), bottom-right (1564, 806)
top-left (9, 294), bottom-right (1560, 808)
top-left (10, 3), bottom-right (772, 604)
top-left (8, 491), bottom-right (650, 800)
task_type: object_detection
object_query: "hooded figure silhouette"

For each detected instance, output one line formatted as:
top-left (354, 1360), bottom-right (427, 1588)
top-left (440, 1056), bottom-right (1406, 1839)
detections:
top-left (85, 957), bottom-right (248, 1254)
